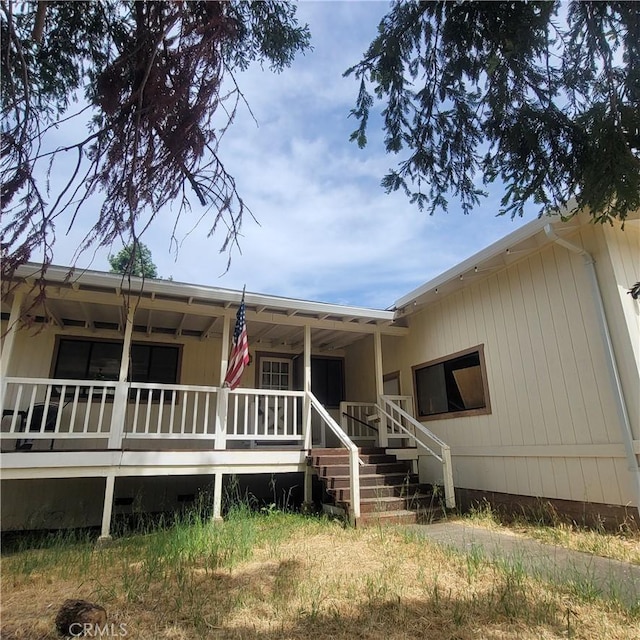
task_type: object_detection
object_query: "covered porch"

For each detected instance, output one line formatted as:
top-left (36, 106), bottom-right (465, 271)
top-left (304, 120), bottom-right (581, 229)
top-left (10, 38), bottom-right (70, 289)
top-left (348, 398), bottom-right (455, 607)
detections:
top-left (1, 265), bottom-right (454, 535)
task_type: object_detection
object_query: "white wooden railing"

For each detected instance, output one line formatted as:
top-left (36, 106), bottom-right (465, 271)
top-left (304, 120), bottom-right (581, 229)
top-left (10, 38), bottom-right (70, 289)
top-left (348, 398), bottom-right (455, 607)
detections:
top-left (1, 378), bottom-right (364, 520)
top-left (341, 396), bottom-right (454, 509)
top-left (0, 378), bottom-right (306, 450)
top-left (341, 395), bottom-right (415, 443)
top-left (309, 392), bottom-right (361, 522)
top-left (377, 395), bottom-right (455, 509)
top-left (1, 378), bottom-right (117, 445)
top-left (340, 401), bottom-right (378, 442)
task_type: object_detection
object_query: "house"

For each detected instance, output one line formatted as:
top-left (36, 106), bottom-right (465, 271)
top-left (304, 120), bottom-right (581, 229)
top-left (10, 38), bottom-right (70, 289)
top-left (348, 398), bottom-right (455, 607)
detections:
top-left (1, 208), bottom-right (639, 534)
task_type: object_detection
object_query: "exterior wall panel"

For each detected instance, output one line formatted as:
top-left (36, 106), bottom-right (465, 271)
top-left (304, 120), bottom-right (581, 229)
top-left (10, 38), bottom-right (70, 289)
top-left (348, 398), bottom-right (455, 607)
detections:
top-left (393, 224), bottom-right (636, 507)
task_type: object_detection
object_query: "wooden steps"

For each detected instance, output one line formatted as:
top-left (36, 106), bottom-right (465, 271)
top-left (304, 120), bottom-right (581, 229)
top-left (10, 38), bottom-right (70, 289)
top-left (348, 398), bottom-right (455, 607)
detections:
top-left (310, 447), bottom-right (442, 527)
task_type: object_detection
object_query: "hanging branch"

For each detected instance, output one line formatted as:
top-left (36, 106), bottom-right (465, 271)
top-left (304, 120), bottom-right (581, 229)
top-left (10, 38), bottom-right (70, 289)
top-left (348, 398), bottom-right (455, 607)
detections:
top-left (1, 0), bottom-right (310, 300)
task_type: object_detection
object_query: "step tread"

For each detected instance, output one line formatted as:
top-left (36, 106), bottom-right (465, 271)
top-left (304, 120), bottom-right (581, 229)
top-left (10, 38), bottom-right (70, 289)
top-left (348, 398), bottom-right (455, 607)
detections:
top-left (312, 448), bottom-right (387, 455)
top-left (357, 494), bottom-right (432, 504)
top-left (356, 508), bottom-right (442, 525)
top-left (329, 482), bottom-right (423, 492)
top-left (326, 473), bottom-right (417, 480)
top-left (360, 508), bottom-right (424, 516)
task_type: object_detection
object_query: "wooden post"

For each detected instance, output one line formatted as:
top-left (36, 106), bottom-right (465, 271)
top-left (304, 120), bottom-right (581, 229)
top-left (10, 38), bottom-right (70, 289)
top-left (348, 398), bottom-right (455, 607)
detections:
top-left (442, 446), bottom-right (456, 509)
top-left (302, 324), bottom-right (315, 508)
top-left (219, 314), bottom-right (231, 386)
top-left (214, 387), bottom-right (229, 450)
top-left (0, 291), bottom-right (23, 406)
top-left (304, 466), bottom-right (313, 510)
top-left (108, 308), bottom-right (134, 449)
top-left (373, 330), bottom-right (387, 448)
top-left (349, 445), bottom-right (361, 524)
top-left (303, 325), bottom-right (314, 449)
top-left (212, 471), bottom-right (224, 522)
top-left (99, 475), bottom-right (116, 541)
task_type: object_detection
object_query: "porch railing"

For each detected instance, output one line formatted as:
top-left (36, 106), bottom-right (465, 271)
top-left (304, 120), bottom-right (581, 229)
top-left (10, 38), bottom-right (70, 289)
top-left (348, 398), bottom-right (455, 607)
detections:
top-left (1, 377), bottom-right (367, 520)
top-left (377, 395), bottom-right (455, 509)
top-left (0, 378), bottom-right (306, 450)
top-left (341, 395), bottom-right (454, 509)
top-left (1, 378), bottom-right (117, 444)
top-left (309, 391), bottom-right (361, 522)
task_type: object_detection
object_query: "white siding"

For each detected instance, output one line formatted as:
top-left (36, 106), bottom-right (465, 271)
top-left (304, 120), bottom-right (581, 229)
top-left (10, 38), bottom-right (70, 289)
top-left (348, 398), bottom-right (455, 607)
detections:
top-left (389, 224), bottom-right (637, 507)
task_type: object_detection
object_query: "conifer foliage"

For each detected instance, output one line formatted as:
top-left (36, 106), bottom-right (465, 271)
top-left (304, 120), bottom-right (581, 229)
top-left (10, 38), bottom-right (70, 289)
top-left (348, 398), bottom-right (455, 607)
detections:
top-left (346, 1), bottom-right (640, 222)
top-left (1, 1), bottom-right (310, 283)
top-left (108, 242), bottom-right (158, 279)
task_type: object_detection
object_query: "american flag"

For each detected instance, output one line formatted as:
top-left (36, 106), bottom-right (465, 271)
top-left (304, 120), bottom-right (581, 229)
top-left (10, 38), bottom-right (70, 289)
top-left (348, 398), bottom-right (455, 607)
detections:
top-left (223, 291), bottom-right (249, 390)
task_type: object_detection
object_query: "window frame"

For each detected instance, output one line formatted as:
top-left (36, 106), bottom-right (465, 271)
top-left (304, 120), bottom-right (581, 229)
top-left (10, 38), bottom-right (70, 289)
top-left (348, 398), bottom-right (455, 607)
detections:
top-left (412, 344), bottom-right (491, 421)
top-left (257, 355), bottom-right (294, 391)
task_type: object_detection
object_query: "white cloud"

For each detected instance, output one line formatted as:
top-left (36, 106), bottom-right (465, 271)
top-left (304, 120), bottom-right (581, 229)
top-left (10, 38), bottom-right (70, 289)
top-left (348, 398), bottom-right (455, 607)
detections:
top-left (40, 1), bottom-right (535, 310)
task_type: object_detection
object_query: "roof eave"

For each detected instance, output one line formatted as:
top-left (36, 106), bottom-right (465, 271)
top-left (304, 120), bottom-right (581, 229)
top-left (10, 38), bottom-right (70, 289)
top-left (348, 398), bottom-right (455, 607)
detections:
top-left (12, 263), bottom-right (396, 326)
top-left (394, 205), bottom-right (582, 312)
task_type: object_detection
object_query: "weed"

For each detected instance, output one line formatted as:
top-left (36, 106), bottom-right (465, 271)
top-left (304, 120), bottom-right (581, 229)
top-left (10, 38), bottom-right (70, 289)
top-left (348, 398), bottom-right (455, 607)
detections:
top-left (465, 542), bottom-right (485, 584)
top-left (2, 508), bottom-right (639, 640)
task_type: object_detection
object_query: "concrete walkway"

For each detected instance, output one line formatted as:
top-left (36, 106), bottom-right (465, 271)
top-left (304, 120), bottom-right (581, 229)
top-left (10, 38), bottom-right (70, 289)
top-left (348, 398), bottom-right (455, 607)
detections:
top-left (404, 521), bottom-right (640, 608)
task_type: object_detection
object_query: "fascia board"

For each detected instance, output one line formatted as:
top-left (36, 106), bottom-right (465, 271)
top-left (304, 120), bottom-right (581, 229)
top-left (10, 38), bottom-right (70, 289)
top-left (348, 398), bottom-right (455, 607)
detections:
top-left (394, 209), bottom-right (579, 310)
top-left (13, 264), bottom-right (395, 324)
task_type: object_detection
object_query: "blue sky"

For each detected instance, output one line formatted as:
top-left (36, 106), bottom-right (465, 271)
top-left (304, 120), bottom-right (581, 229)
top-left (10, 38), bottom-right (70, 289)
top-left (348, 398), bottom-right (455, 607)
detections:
top-left (50, 1), bottom-right (537, 309)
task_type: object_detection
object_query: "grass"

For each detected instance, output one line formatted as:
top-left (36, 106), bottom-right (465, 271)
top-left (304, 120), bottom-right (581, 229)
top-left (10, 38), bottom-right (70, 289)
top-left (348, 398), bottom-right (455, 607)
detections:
top-left (462, 499), bottom-right (640, 565)
top-left (2, 504), bottom-right (639, 639)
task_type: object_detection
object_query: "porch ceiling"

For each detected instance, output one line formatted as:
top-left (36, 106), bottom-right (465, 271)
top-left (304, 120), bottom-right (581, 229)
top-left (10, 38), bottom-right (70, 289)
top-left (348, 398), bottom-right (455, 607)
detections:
top-left (4, 264), bottom-right (407, 352)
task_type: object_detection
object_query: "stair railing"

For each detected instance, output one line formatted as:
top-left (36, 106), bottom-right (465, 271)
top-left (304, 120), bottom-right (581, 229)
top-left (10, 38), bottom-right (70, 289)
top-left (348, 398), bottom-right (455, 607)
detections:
top-left (377, 395), bottom-right (455, 509)
top-left (308, 391), bottom-right (361, 522)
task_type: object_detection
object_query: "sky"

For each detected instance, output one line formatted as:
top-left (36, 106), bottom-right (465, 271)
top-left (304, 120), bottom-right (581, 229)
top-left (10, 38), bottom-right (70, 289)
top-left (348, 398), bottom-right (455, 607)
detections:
top-left (47, 1), bottom-right (538, 310)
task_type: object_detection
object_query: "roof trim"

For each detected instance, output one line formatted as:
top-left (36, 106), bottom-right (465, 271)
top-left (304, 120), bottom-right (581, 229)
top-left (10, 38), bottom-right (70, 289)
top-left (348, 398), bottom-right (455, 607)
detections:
top-left (13, 263), bottom-right (396, 324)
top-left (394, 204), bottom-right (580, 310)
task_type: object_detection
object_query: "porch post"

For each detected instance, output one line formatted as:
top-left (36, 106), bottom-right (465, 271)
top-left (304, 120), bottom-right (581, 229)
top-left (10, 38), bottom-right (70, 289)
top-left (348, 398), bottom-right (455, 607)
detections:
top-left (212, 471), bottom-right (224, 522)
top-left (214, 387), bottom-right (229, 450)
top-left (303, 324), bottom-right (314, 449)
top-left (108, 308), bottom-right (134, 449)
top-left (219, 314), bottom-right (231, 386)
top-left (303, 324), bottom-right (314, 507)
top-left (0, 291), bottom-right (24, 405)
top-left (373, 329), bottom-right (387, 448)
top-left (99, 474), bottom-right (116, 541)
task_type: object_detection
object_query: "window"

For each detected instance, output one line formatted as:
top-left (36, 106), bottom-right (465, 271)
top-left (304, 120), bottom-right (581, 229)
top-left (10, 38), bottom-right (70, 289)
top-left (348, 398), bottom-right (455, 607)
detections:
top-left (259, 357), bottom-right (292, 391)
top-left (413, 346), bottom-right (490, 419)
top-left (53, 338), bottom-right (180, 388)
top-left (129, 344), bottom-right (179, 384)
top-left (54, 339), bottom-right (122, 381)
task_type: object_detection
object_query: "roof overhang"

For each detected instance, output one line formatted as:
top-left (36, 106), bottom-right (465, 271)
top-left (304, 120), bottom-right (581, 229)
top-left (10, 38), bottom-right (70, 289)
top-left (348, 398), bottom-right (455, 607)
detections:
top-left (394, 206), bottom-right (589, 316)
top-left (3, 263), bottom-right (405, 352)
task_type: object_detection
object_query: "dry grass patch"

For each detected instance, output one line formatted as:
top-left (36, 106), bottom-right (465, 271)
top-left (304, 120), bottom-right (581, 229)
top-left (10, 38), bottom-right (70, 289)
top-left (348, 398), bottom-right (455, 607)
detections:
top-left (463, 500), bottom-right (640, 565)
top-left (2, 510), bottom-right (639, 639)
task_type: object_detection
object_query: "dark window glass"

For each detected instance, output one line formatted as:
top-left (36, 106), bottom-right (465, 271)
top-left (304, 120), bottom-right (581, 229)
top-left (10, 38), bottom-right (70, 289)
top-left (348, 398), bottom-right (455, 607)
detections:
top-left (147, 345), bottom-right (179, 384)
top-left (87, 342), bottom-right (122, 380)
top-left (414, 350), bottom-right (488, 418)
top-left (54, 340), bottom-right (93, 379)
top-left (54, 339), bottom-right (179, 391)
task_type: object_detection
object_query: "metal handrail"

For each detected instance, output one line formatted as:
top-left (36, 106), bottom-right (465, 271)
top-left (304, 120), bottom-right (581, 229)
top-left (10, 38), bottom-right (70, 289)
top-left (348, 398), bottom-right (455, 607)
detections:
top-left (341, 411), bottom-right (378, 433)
